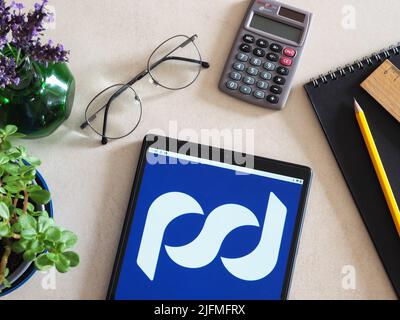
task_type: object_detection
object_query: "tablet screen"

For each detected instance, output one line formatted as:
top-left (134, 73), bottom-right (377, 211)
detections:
top-left (113, 145), bottom-right (309, 300)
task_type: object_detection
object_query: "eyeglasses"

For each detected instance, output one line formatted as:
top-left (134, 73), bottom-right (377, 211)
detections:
top-left (80, 34), bottom-right (210, 145)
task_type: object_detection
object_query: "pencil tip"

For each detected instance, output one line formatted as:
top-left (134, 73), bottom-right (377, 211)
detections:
top-left (354, 98), bottom-right (362, 113)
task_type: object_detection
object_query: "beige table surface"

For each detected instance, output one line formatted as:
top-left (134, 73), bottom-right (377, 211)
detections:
top-left (2, 0), bottom-right (399, 300)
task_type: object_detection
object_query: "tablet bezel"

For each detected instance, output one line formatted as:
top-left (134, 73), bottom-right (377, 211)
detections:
top-left (106, 134), bottom-right (312, 300)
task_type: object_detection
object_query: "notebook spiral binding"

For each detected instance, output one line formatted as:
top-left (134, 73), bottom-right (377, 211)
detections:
top-left (311, 44), bottom-right (400, 88)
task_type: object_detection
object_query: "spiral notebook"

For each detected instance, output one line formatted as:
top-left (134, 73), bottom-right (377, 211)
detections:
top-left (304, 44), bottom-right (400, 298)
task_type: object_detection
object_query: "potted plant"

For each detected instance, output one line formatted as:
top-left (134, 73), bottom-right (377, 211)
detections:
top-left (0, 0), bottom-right (75, 138)
top-left (0, 125), bottom-right (79, 295)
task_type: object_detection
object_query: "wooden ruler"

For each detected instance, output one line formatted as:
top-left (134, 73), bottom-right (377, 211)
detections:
top-left (361, 59), bottom-right (400, 123)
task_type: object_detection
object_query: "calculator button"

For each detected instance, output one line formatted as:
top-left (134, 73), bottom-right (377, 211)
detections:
top-left (256, 39), bottom-right (268, 48)
top-left (277, 66), bottom-right (289, 75)
top-left (250, 58), bottom-right (262, 66)
top-left (243, 34), bottom-right (255, 44)
top-left (246, 67), bottom-right (259, 76)
top-left (270, 85), bottom-right (283, 95)
top-left (280, 57), bottom-right (293, 66)
top-left (264, 62), bottom-right (276, 71)
top-left (260, 71), bottom-right (272, 80)
top-left (283, 47), bottom-right (297, 57)
top-left (254, 90), bottom-right (266, 99)
top-left (266, 53), bottom-right (279, 62)
top-left (226, 81), bottom-right (238, 90)
top-left (267, 95), bottom-right (279, 104)
top-left (270, 43), bottom-right (282, 53)
top-left (239, 43), bottom-right (252, 53)
top-left (257, 81), bottom-right (269, 90)
top-left (273, 76), bottom-right (286, 85)
top-left (240, 86), bottom-right (252, 95)
top-left (253, 48), bottom-right (265, 57)
top-left (236, 53), bottom-right (249, 62)
top-left (233, 62), bottom-right (245, 71)
top-left (230, 72), bottom-right (242, 81)
top-left (243, 76), bottom-right (255, 85)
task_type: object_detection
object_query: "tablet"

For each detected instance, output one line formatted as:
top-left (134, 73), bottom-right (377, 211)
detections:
top-left (107, 135), bottom-right (312, 300)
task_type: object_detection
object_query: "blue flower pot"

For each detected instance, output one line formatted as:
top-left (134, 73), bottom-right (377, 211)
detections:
top-left (0, 170), bottom-right (53, 298)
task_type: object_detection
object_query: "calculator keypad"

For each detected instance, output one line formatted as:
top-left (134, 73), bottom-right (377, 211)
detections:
top-left (250, 58), bottom-right (262, 66)
top-left (224, 35), bottom-right (296, 107)
top-left (253, 48), bottom-right (265, 57)
top-left (236, 53), bottom-right (249, 62)
top-left (256, 39), bottom-right (268, 48)
top-left (240, 86), bottom-right (252, 95)
top-left (243, 76), bottom-right (255, 85)
top-left (239, 44), bottom-right (252, 53)
top-left (243, 34), bottom-right (255, 44)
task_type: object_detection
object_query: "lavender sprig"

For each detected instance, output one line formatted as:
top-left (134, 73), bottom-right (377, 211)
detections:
top-left (30, 40), bottom-right (69, 65)
top-left (0, 55), bottom-right (19, 88)
top-left (0, 0), bottom-right (69, 88)
top-left (0, 0), bottom-right (11, 51)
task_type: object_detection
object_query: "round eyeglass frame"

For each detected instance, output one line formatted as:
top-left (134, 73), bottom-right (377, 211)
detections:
top-left (84, 84), bottom-right (143, 140)
top-left (81, 34), bottom-right (209, 144)
top-left (147, 34), bottom-right (203, 91)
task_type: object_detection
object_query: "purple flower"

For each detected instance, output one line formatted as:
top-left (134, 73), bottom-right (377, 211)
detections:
top-left (30, 40), bottom-right (69, 64)
top-left (10, 0), bottom-right (48, 52)
top-left (0, 56), bottom-right (18, 88)
top-left (0, 0), bottom-right (11, 50)
top-left (0, 0), bottom-right (69, 88)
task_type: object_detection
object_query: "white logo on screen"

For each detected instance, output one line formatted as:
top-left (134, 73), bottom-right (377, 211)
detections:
top-left (137, 192), bottom-right (287, 281)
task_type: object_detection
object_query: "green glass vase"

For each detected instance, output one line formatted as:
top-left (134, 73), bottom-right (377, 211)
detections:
top-left (0, 57), bottom-right (75, 139)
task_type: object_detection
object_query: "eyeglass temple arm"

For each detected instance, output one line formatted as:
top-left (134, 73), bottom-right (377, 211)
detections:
top-left (80, 56), bottom-right (210, 134)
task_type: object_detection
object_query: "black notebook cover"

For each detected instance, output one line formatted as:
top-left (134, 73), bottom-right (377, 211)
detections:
top-left (304, 47), bottom-right (400, 298)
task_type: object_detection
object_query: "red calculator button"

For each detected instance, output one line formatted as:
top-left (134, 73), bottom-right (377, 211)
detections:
top-left (280, 57), bottom-right (293, 66)
top-left (283, 47), bottom-right (297, 57)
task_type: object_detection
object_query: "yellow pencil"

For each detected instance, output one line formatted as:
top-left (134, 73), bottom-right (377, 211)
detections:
top-left (354, 98), bottom-right (400, 236)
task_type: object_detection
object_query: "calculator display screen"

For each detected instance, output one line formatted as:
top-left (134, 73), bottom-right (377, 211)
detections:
top-left (250, 14), bottom-right (303, 43)
top-left (278, 7), bottom-right (306, 23)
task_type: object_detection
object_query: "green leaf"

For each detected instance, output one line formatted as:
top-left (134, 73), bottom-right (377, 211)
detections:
top-left (26, 203), bottom-right (35, 213)
top-left (29, 190), bottom-right (51, 205)
top-left (18, 214), bottom-right (37, 230)
top-left (25, 157), bottom-right (41, 166)
top-left (11, 222), bottom-right (22, 233)
top-left (55, 253), bottom-right (70, 273)
top-left (26, 185), bottom-right (42, 193)
top-left (2, 277), bottom-right (11, 289)
top-left (46, 253), bottom-right (58, 262)
top-left (35, 254), bottom-right (55, 271)
top-left (21, 228), bottom-right (37, 240)
top-left (2, 163), bottom-right (19, 175)
top-left (61, 231), bottom-right (78, 249)
top-left (56, 242), bottom-right (66, 252)
top-left (11, 239), bottom-right (30, 253)
top-left (4, 125), bottom-right (18, 136)
top-left (2, 175), bottom-right (21, 183)
top-left (43, 239), bottom-right (57, 250)
top-left (38, 215), bottom-right (53, 233)
top-left (62, 251), bottom-right (80, 267)
top-left (29, 239), bottom-right (44, 253)
top-left (0, 155), bottom-right (9, 165)
top-left (0, 140), bottom-right (12, 151)
top-left (4, 184), bottom-right (21, 194)
top-left (0, 223), bottom-right (11, 237)
top-left (0, 202), bottom-right (10, 220)
top-left (45, 226), bottom-right (61, 242)
top-left (23, 249), bottom-right (36, 262)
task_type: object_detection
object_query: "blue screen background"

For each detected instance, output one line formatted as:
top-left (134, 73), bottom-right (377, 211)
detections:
top-left (114, 153), bottom-right (304, 300)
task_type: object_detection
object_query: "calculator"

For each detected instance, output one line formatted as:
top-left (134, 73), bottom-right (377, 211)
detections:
top-left (219, 0), bottom-right (312, 110)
